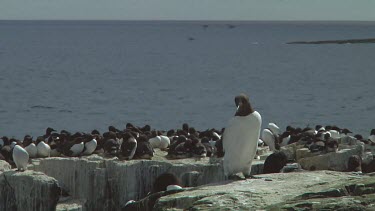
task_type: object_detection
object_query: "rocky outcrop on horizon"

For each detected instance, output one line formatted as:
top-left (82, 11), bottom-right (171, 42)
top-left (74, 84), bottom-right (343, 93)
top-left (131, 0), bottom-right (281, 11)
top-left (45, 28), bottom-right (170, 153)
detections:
top-left (287, 38), bottom-right (375, 44)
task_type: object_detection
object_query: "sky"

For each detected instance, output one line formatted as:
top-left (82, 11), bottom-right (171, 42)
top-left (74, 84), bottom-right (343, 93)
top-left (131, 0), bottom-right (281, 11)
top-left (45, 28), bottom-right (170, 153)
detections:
top-left (0, 0), bottom-right (375, 21)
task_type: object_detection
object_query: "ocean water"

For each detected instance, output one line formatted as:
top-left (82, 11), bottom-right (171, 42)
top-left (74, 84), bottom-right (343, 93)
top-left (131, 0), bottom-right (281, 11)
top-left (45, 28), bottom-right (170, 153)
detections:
top-left (0, 20), bottom-right (374, 138)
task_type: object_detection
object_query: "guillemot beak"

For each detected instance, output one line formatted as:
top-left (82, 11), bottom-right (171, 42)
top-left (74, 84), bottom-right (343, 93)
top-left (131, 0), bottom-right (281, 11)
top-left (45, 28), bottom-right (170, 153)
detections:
top-left (237, 101), bottom-right (243, 110)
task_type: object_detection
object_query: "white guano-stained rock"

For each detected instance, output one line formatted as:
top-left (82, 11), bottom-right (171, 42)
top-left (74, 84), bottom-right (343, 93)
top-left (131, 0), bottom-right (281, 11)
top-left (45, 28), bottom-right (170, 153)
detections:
top-left (299, 143), bottom-right (364, 171)
top-left (0, 160), bottom-right (11, 172)
top-left (0, 170), bottom-right (60, 211)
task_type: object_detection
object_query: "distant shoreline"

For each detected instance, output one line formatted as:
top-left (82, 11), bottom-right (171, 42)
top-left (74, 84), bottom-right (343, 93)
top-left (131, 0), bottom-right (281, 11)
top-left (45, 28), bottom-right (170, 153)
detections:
top-left (1, 20), bottom-right (375, 25)
top-left (288, 38), bottom-right (375, 44)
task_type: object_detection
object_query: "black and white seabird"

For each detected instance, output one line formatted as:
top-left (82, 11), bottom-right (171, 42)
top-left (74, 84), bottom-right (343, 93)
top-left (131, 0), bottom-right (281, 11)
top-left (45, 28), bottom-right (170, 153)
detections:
top-left (120, 132), bottom-right (137, 160)
top-left (223, 94), bottom-right (262, 178)
top-left (23, 135), bottom-right (37, 158)
top-left (13, 144), bottom-right (29, 171)
top-left (36, 136), bottom-right (51, 158)
top-left (82, 134), bottom-right (97, 155)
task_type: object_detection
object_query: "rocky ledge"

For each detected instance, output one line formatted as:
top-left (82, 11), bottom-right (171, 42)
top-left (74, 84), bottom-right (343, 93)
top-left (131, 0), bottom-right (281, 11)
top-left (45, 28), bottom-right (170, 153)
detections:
top-left (0, 170), bottom-right (60, 211)
top-left (0, 148), bottom-right (265, 211)
top-left (150, 171), bottom-right (375, 210)
top-left (1, 139), bottom-right (374, 211)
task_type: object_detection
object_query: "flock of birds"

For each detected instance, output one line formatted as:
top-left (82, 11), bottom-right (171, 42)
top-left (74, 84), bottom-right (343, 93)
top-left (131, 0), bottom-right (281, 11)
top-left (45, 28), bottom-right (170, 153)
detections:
top-left (261, 123), bottom-right (375, 155)
top-left (1, 121), bottom-right (374, 172)
top-left (0, 123), bottom-right (226, 171)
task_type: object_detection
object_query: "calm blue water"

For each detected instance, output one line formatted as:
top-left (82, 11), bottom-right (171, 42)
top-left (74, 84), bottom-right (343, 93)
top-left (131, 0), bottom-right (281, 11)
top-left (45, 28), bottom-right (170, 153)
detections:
top-left (0, 21), bottom-right (374, 138)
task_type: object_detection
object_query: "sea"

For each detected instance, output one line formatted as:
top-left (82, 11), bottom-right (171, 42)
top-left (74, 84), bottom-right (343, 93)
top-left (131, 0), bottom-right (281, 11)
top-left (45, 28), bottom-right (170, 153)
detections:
top-left (0, 20), bottom-right (374, 138)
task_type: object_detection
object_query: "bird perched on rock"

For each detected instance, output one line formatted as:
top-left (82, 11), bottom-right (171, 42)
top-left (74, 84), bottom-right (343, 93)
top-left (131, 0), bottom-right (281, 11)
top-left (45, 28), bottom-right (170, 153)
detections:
top-left (23, 135), bottom-right (37, 158)
top-left (61, 137), bottom-right (85, 157)
top-left (103, 138), bottom-right (120, 156)
top-left (120, 132), bottom-right (137, 160)
top-left (215, 137), bottom-right (224, 157)
top-left (368, 129), bottom-right (375, 144)
top-left (325, 138), bottom-right (339, 153)
top-left (347, 155), bottom-right (362, 172)
top-left (263, 151), bottom-right (288, 174)
top-left (223, 94), bottom-right (262, 179)
top-left (82, 134), bottom-right (97, 156)
top-left (168, 135), bottom-right (187, 158)
top-left (191, 137), bottom-right (207, 157)
top-left (0, 136), bottom-right (12, 163)
top-left (134, 135), bottom-right (154, 159)
top-left (13, 144), bottom-right (29, 171)
top-left (43, 127), bottom-right (56, 141)
top-left (262, 128), bottom-right (279, 151)
top-left (201, 137), bottom-right (215, 157)
top-left (279, 131), bottom-right (291, 147)
top-left (36, 136), bottom-right (51, 158)
top-left (148, 131), bottom-right (162, 149)
top-left (159, 135), bottom-right (170, 150)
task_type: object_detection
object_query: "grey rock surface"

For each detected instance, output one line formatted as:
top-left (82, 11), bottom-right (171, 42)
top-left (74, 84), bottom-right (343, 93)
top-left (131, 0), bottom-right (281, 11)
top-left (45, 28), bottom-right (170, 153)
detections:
top-left (0, 160), bottom-right (11, 172)
top-left (28, 149), bottom-right (264, 210)
top-left (0, 170), bottom-right (60, 211)
top-left (56, 199), bottom-right (84, 211)
top-left (153, 171), bottom-right (375, 210)
top-left (299, 143), bottom-right (364, 171)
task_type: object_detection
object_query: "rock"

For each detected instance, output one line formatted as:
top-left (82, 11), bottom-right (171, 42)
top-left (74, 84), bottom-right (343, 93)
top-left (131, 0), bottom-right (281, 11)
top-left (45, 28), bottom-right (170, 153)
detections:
top-left (181, 171), bottom-right (203, 187)
top-left (28, 150), bottom-right (265, 210)
top-left (56, 199), bottom-right (84, 211)
top-left (339, 135), bottom-right (358, 146)
top-left (0, 160), bottom-right (11, 172)
top-left (0, 170), bottom-right (60, 211)
top-left (280, 143), bottom-right (298, 161)
top-left (299, 143), bottom-right (364, 171)
top-left (152, 171), bottom-right (375, 210)
top-left (364, 144), bottom-right (375, 154)
top-left (30, 154), bottom-right (116, 210)
top-left (287, 38), bottom-right (375, 44)
top-left (121, 189), bottom-right (185, 211)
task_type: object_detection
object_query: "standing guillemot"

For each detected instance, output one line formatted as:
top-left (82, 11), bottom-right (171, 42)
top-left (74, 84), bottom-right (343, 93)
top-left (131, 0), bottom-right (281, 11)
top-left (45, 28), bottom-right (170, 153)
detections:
top-left (60, 137), bottom-right (84, 157)
top-left (134, 135), bottom-right (154, 159)
top-left (82, 134), bottom-right (97, 156)
top-left (0, 136), bottom-right (12, 162)
top-left (148, 130), bottom-right (162, 149)
top-left (13, 144), bottom-right (29, 171)
top-left (120, 132), bottom-right (137, 160)
top-left (223, 94), bottom-right (262, 179)
top-left (368, 129), bottom-right (375, 144)
top-left (36, 136), bottom-right (51, 158)
top-left (103, 138), bottom-right (120, 156)
top-left (261, 127), bottom-right (278, 151)
top-left (23, 135), bottom-right (37, 158)
top-left (262, 151), bottom-right (288, 174)
top-left (43, 127), bottom-right (56, 141)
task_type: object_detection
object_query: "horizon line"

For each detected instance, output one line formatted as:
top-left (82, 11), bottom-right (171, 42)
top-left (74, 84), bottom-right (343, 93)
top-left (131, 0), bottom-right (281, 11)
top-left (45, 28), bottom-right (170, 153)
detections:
top-left (1, 19), bottom-right (375, 23)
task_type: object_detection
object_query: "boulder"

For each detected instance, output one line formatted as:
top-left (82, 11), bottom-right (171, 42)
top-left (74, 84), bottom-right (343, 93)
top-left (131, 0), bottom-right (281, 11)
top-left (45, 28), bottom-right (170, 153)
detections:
top-left (299, 143), bottom-right (364, 171)
top-left (280, 143), bottom-right (298, 161)
top-left (0, 170), bottom-right (60, 211)
top-left (0, 160), bottom-right (11, 172)
top-left (56, 199), bottom-right (84, 211)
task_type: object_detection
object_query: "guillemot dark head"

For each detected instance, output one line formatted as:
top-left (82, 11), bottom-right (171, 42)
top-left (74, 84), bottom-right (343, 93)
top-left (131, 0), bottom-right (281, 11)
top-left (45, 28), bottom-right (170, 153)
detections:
top-left (45, 127), bottom-right (56, 135)
top-left (234, 94), bottom-right (254, 116)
